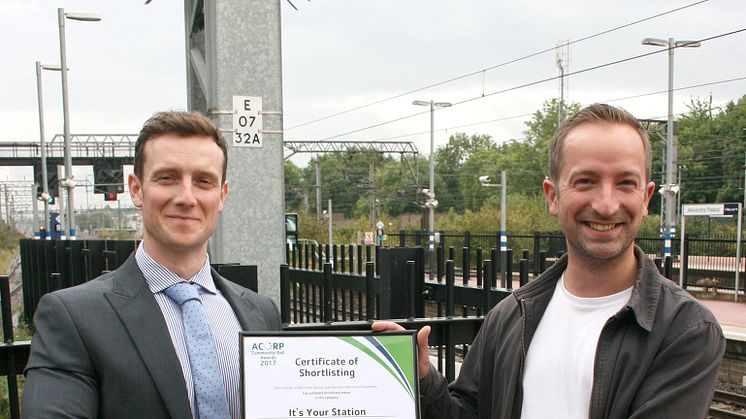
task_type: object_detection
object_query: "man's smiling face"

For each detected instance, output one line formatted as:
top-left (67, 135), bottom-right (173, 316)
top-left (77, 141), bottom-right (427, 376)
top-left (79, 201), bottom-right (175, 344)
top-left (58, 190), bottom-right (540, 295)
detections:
top-left (129, 133), bottom-right (228, 260)
top-left (543, 121), bottom-right (654, 265)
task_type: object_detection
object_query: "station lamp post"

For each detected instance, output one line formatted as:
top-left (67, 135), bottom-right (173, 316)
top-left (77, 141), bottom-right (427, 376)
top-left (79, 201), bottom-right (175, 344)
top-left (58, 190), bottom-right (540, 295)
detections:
top-left (642, 36), bottom-right (700, 260)
top-left (35, 61), bottom-right (63, 237)
top-left (413, 99), bottom-right (451, 280)
top-left (58, 8), bottom-right (101, 239)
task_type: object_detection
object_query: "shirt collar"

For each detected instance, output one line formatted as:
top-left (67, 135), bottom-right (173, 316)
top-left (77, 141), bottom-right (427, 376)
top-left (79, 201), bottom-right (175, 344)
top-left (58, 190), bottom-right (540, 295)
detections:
top-left (625, 246), bottom-right (662, 332)
top-left (135, 242), bottom-right (217, 295)
top-left (513, 245), bottom-right (661, 333)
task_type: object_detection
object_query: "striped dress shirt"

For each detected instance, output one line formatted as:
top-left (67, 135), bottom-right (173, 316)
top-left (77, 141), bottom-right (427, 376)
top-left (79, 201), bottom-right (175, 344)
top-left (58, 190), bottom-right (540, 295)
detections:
top-left (136, 244), bottom-right (243, 419)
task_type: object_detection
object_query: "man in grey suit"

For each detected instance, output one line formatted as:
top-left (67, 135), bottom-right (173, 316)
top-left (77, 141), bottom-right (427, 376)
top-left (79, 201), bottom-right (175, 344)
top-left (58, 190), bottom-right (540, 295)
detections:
top-left (23, 111), bottom-right (281, 418)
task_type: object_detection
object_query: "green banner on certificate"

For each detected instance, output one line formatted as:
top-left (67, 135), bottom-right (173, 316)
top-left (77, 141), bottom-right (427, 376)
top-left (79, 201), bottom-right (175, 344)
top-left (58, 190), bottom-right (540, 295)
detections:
top-left (241, 331), bottom-right (419, 419)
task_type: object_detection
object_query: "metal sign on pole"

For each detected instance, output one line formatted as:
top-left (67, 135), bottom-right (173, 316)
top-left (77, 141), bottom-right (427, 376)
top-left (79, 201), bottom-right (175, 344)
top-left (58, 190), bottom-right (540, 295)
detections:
top-left (232, 96), bottom-right (263, 147)
top-left (680, 202), bottom-right (742, 302)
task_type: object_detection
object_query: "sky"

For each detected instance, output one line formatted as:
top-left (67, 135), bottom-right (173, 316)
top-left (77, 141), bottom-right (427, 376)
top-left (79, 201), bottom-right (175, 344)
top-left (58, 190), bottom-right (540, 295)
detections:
top-left (1, 0), bottom-right (746, 215)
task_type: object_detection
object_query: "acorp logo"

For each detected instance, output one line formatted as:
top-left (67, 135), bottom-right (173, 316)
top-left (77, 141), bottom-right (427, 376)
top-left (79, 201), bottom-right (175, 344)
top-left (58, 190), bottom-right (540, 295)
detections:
top-left (251, 342), bottom-right (285, 351)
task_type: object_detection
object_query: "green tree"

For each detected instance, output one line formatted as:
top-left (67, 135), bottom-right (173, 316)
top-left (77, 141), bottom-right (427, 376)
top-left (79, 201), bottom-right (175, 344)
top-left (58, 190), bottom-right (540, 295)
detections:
top-left (435, 133), bottom-right (497, 212)
top-left (284, 160), bottom-right (307, 211)
top-left (285, 95), bottom-right (746, 242)
top-left (438, 193), bottom-right (558, 233)
top-left (458, 99), bottom-right (582, 211)
top-left (524, 98), bottom-right (581, 157)
top-left (455, 147), bottom-right (500, 210)
top-left (522, 99), bottom-right (581, 183)
top-left (677, 98), bottom-right (719, 205)
top-left (678, 95), bottom-right (746, 206)
top-left (712, 96), bottom-right (746, 203)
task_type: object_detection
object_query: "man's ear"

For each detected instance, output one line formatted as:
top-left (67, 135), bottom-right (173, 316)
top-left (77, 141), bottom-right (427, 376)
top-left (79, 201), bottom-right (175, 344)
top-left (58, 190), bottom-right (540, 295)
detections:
top-left (128, 173), bottom-right (143, 208)
top-left (641, 180), bottom-right (655, 216)
top-left (218, 180), bottom-right (228, 213)
top-left (543, 178), bottom-right (559, 216)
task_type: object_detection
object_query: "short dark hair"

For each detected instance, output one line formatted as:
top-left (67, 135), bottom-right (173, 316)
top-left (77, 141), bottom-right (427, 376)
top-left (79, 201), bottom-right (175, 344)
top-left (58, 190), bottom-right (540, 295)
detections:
top-left (134, 111), bottom-right (228, 182)
top-left (547, 103), bottom-right (652, 182)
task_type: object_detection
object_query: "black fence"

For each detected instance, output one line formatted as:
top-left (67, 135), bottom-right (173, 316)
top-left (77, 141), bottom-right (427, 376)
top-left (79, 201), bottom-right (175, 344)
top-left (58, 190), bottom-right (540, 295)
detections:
top-left (389, 231), bottom-right (585, 276)
top-left (18, 239), bottom-right (259, 325)
top-left (683, 237), bottom-right (745, 291)
top-left (283, 242), bottom-right (380, 323)
top-left (2, 234), bottom-right (743, 418)
top-left (16, 233), bottom-right (746, 328)
top-left (383, 231), bottom-right (745, 292)
top-left (19, 239), bottom-right (138, 324)
top-left (283, 244), bottom-right (519, 323)
top-left (281, 244), bottom-right (516, 383)
top-left (283, 240), bottom-right (685, 326)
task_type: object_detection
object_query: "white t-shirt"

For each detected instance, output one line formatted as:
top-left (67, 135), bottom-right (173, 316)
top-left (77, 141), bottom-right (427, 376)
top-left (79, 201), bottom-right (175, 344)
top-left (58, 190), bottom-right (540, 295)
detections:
top-left (520, 275), bottom-right (632, 419)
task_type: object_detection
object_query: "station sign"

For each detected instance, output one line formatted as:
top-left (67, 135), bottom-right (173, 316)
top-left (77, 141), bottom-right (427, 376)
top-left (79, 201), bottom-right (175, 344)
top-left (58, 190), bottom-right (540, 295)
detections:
top-left (682, 203), bottom-right (739, 217)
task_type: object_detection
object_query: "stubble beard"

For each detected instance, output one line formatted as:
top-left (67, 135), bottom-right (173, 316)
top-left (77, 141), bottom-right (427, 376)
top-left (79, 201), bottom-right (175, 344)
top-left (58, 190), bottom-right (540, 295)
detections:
top-left (563, 224), bottom-right (637, 268)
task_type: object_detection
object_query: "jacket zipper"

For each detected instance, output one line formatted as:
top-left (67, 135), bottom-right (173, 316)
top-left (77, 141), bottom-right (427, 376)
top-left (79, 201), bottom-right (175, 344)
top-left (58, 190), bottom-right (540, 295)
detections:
top-left (589, 307), bottom-right (625, 419)
top-left (516, 298), bottom-right (528, 418)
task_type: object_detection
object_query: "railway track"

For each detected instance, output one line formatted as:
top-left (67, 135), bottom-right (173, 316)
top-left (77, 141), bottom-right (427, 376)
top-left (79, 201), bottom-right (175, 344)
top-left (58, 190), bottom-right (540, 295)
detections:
top-left (710, 390), bottom-right (746, 419)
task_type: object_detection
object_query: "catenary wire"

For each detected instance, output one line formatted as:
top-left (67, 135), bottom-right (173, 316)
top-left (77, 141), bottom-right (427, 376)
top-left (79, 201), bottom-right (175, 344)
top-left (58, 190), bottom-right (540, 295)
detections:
top-left (285, 0), bottom-right (711, 132)
top-left (369, 76), bottom-right (746, 143)
top-left (320, 28), bottom-right (746, 141)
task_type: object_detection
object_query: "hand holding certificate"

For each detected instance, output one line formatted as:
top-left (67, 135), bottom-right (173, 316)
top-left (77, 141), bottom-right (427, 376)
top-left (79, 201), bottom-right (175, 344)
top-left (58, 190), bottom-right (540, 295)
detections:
top-left (372, 321), bottom-right (432, 380)
top-left (241, 331), bottom-right (419, 419)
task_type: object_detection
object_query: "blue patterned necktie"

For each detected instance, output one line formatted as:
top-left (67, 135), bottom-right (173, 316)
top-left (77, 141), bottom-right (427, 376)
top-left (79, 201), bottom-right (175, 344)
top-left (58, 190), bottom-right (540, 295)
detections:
top-left (165, 282), bottom-right (231, 419)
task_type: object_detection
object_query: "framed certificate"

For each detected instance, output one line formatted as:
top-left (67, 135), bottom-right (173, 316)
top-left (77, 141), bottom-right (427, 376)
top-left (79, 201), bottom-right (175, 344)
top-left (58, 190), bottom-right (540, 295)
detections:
top-left (241, 330), bottom-right (419, 419)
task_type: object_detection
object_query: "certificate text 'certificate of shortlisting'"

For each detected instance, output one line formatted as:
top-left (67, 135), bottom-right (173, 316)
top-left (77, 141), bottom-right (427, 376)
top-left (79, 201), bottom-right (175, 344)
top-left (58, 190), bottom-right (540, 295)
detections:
top-left (241, 331), bottom-right (419, 419)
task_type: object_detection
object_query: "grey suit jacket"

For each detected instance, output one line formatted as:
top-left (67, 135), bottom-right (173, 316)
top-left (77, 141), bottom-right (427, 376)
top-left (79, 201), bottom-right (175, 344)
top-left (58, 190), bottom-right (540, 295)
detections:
top-left (22, 253), bottom-right (281, 418)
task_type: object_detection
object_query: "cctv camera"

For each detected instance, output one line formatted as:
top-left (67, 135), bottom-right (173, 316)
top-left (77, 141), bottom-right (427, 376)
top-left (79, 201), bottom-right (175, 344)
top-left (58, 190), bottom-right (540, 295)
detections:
top-left (479, 175), bottom-right (491, 183)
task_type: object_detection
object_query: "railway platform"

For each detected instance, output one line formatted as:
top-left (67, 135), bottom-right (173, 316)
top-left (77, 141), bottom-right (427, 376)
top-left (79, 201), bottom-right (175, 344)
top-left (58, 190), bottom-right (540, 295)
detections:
top-left (701, 299), bottom-right (746, 341)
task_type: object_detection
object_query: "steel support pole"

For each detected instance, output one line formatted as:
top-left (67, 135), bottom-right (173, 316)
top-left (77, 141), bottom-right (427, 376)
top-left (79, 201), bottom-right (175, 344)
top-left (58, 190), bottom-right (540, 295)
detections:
top-left (316, 162), bottom-right (322, 220)
top-left (369, 161), bottom-right (375, 229)
top-left (734, 202), bottom-right (743, 302)
top-left (35, 62), bottom-right (50, 233)
top-left (736, 204), bottom-right (742, 303)
top-left (4, 187), bottom-right (9, 226)
top-left (328, 199), bottom-right (333, 253)
top-left (662, 38), bottom-right (675, 259)
top-left (500, 170), bottom-right (507, 286)
top-left (57, 165), bottom-right (65, 234)
top-left (428, 101), bottom-right (436, 281)
top-left (58, 8), bottom-right (75, 239)
top-left (32, 184), bottom-right (39, 239)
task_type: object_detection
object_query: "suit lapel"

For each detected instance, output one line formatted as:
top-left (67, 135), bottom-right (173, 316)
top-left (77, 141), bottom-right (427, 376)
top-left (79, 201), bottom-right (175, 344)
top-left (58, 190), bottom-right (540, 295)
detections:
top-left (104, 255), bottom-right (193, 419)
top-left (214, 272), bottom-right (268, 330)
